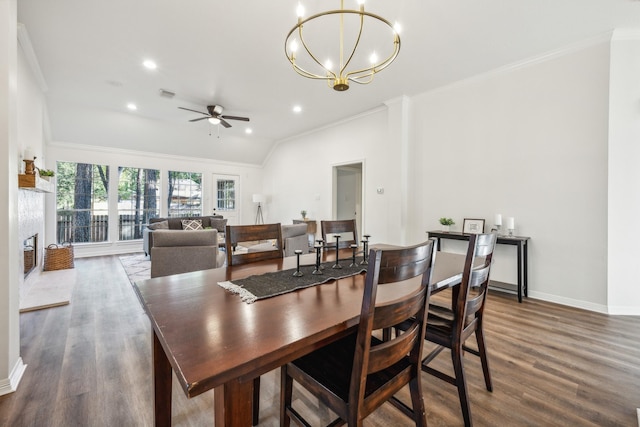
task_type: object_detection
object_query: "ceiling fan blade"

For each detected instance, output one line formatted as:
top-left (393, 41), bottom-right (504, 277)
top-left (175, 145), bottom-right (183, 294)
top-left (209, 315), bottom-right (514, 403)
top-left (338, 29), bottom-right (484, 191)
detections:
top-left (220, 118), bottom-right (232, 128)
top-left (179, 107), bottom-right (209, 116)
top-left (189, 116), bottom-right (210, 122)
top-left (221, 115), bottom-right (250, 122)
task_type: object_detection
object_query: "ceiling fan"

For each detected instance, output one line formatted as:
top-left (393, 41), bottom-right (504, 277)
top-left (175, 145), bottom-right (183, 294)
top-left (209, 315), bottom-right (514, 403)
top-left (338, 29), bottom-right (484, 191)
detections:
top-left (178, 105), bottom-right (250, 128)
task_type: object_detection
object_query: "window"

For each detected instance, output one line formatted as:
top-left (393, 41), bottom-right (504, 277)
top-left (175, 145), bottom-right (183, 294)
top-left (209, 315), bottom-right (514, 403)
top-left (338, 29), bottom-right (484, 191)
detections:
top-left (216, 179), bottom-right (236, 211)
top-left (56, 162), bottom-right (109, 243)
top-left (167, 171), bottom-right (202, 217)
top-left (118, 167), bottom-right (160, 240)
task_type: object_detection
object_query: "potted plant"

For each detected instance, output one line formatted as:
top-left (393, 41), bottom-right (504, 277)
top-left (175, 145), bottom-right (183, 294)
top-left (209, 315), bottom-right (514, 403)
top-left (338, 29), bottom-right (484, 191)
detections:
top-left (439, 217), bottom-right (455, 232)
top-left (300, 210), bottom-right (307, 220)
top-left (38, 168), bottom-right (55, 181)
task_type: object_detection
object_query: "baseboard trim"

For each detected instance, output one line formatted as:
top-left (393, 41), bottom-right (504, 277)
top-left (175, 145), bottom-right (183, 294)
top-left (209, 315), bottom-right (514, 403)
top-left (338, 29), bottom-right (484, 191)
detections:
top-left (528, 291), bottom-right (609, 314)
top-left (0, 358), bottom-right (27, 397)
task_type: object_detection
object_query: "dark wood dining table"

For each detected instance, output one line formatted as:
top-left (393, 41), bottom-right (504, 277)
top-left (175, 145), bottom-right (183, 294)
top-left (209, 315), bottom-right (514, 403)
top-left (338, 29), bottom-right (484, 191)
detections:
top-left (133, 250), bottom-right (469, 427)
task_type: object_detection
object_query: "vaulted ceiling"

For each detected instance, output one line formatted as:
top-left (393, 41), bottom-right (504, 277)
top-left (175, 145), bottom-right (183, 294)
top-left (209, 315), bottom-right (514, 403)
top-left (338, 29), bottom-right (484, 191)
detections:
top-left (17, 0), bottom-right (640, 165)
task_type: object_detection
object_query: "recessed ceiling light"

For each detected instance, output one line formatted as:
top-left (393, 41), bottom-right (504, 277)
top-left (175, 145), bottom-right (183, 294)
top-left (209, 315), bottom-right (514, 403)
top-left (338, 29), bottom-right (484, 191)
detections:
top-left (143, 60), bottom-right (157, 70)
top-left (127, 103), bottom-right (137, 111)
top-left (293, 105), bottom-right (302, 113)
top-left (245, 128), bottom-right (253, 134)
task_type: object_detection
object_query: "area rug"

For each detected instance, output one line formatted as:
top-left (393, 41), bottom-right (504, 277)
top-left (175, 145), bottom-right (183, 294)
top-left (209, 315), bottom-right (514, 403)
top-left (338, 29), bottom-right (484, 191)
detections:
top-left (119, 253), bottom-right (151, 284)
top-left (20, 268), bottom-right (77, 313)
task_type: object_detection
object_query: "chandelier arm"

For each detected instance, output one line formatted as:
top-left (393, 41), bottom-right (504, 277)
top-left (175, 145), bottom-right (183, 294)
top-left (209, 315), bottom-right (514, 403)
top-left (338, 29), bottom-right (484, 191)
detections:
top-left (297, 24), bottom-right (337, 79)
top-left (345, 36), bottom-right (400, 81)
top-left (340, 9), bottom-right (365, 77)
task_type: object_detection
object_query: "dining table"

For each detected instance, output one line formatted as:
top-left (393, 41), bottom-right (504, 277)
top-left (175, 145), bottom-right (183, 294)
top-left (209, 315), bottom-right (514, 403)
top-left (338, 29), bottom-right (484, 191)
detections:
top-left (132, 249), bottom-right (469, 427)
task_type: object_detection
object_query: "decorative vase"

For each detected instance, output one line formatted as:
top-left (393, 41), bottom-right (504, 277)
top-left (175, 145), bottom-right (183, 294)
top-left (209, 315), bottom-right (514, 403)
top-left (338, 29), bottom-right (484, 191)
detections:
top-left (441, 225), bottom-right (450, 232)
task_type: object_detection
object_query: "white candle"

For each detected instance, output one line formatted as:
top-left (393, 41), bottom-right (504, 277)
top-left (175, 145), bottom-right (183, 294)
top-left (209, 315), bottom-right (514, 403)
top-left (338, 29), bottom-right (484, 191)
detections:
top-left (494, 214), bottom-right (502, 226)
top-left (24, 147), bottom-right (34, 161)
top-left (506, 217), bottom-right (515, 230)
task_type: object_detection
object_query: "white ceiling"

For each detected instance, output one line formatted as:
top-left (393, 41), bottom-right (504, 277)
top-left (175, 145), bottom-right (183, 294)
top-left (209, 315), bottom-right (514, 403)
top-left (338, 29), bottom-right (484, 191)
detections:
top-left (16, 0), bottom-right (640, 165)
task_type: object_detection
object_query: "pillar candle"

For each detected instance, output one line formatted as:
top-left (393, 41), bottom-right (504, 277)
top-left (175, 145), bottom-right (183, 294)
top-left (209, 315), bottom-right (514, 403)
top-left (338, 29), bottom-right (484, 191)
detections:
top-left (24, 147), bottom-right (34, 161)
top-left (494, 214), bottom-right (502, 226)
top-left (506, 217), bottom-right (515, 230)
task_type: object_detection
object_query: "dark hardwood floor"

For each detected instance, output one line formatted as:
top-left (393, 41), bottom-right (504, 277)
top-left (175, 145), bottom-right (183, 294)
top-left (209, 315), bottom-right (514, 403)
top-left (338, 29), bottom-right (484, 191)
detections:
top-left (0, 255), bottom-right (639, 426)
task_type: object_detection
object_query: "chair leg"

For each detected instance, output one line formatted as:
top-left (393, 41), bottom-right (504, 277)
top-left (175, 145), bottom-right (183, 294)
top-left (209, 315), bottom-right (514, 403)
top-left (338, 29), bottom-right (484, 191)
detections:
top-left (475, 327), bottom-right (492, 392)
top-left (280, 366), bottom-right (292, 427)
top-left (253, 377), bottom-right (260, 426)
top-left (408, 374), bottom-right (428, 427)
top-left (451, 344), bottom-right (473, 427)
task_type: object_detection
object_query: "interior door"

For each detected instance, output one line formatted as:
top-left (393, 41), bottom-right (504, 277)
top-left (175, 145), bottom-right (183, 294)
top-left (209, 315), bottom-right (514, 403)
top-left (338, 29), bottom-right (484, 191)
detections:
top-left (212, 174), bottom-right (240, 225)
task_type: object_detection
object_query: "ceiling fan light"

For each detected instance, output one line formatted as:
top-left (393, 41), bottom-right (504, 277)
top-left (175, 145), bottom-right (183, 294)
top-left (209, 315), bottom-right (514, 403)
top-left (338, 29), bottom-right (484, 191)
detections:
top-left (208, 117), bottom-right (221, 125)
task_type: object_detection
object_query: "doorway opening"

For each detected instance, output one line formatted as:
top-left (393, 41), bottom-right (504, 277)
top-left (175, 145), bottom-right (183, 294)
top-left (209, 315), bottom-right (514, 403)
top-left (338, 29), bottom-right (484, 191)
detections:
top-left (332, 162), bottom-right (363, 239)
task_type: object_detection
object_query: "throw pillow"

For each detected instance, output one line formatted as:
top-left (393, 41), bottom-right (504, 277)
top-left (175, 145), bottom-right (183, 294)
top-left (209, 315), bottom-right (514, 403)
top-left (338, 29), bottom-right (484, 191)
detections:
top-left (209, 217), bottom-right (228, 232)
top-left (148, 220), bottom-right (169, 230)
top-left (181, 219), bottom-right (203, 231)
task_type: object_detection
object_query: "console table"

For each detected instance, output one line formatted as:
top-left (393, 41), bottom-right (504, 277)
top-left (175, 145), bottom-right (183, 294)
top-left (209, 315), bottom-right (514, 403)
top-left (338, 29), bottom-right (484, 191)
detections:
top-left (426, 231), bottom-right (530, 303)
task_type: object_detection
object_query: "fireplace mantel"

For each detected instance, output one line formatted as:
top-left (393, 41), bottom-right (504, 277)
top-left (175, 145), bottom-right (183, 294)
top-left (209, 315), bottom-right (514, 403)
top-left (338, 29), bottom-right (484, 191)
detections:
top-left (18, 174), bottom-right (53, 193)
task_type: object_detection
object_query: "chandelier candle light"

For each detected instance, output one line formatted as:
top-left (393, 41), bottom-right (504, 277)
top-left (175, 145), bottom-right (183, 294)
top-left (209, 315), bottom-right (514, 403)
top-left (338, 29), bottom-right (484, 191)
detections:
top-left (285, 0), bottom-right (401, 91)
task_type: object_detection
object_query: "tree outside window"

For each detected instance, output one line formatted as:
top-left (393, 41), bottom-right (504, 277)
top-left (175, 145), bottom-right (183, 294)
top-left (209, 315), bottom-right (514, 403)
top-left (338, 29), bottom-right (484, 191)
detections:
top-left (118, 167), bottom-right (160, 240)
top-left (56, 162), bottom-right (109, 243)
top-left (168, 171), bottom-right (202, 217)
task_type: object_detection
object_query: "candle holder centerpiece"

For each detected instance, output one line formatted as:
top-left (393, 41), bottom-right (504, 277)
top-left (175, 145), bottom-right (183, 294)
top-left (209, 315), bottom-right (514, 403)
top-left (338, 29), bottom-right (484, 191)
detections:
top-left (360, 235), bottom-right (371, 265)
top-left (332, 234), bottom-right (342, 269)
top-left (312, 242), bottom-right (323, 275)
top-left (293, 249), bottom-right (304, 277)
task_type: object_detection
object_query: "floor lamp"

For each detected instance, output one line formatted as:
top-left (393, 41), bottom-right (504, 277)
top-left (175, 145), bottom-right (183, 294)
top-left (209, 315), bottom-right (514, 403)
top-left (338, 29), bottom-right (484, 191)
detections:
top-left (253, 194), bottom-right (265, 224)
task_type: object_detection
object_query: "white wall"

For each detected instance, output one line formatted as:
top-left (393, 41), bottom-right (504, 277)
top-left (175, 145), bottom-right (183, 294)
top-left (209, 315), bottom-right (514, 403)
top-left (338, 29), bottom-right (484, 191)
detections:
top-left (411, 40), bottom-right (611, 312)
top-left (607, 31), bottom-right (640, 315)
top-left (264, 39), bottom-right (619, 313)
top-left (262, 107), bottom-right (411, 245)
top-left (46, 143), bottom-right (264, 257)
top-left (0, 0), bottom-right (26, 397)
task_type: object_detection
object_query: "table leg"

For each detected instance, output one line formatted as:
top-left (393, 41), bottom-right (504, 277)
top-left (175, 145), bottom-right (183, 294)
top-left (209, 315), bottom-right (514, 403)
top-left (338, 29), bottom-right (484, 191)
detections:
top-left (214, 378), bottom-right (253, 426)
top-left (523, 241), bottom-right (528, 297)
top-left (516, 242), bottom-right (523, 303)
top-left (153, 331), bottom-right (172, 427)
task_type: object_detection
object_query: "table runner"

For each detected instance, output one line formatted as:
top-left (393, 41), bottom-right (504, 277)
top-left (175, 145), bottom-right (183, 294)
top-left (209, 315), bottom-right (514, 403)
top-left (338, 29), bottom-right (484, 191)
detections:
top-left (218, 258), bottom-right (367, 303)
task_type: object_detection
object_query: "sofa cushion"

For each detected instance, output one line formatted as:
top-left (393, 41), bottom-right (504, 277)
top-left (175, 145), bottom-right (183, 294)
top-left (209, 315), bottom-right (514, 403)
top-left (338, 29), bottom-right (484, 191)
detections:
top-left (148, 220), bottom-right (169, 230)
top-left (209, 217), bottom-right (228, 232)
top-left (181, 219), bottom-right (203, 230)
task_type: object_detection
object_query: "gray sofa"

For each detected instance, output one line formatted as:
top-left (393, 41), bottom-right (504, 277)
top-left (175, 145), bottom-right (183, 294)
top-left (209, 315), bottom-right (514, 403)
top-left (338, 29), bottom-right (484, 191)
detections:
top-left (143, 215), bottom-right (226, 256)
top-left (150, 229), bottom-right (226, 278)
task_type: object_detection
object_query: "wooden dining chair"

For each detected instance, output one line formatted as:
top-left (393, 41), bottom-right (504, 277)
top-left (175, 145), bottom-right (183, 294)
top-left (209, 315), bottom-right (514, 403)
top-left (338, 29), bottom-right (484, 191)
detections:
top-left (422, 232), bottom-right (497, 427)
top-left (224, 223), bottom-right (284, 425)
top-left (280, 240), bottom-right (436, 427)
top-left (225, 223), bottom-right (284, 267)
top-left (320, 219), bottom-right (358, 249)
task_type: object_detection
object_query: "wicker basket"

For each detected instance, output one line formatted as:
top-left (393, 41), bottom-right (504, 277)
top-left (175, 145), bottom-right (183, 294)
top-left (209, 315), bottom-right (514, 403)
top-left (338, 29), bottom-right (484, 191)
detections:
top-left (44, 243), bottom-right (75, 271)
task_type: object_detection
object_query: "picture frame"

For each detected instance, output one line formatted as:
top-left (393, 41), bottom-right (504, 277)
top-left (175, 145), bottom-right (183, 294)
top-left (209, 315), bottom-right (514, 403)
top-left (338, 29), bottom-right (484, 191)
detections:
top-left (463, 218), bottom-right (485, 234)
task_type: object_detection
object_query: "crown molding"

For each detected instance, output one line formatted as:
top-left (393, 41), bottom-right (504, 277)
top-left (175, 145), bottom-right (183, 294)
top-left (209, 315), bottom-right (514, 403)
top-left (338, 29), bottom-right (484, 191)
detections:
top-left (263, 105), bottom-right (386, 166)
top-left (16, 23), bottom-right (47, 92)
top-left (422, 30), bottom-right (614, 98)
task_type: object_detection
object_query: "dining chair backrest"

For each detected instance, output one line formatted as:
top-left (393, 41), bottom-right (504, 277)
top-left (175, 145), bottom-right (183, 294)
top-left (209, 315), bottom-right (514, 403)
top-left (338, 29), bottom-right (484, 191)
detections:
top-left (454, 232), bottom-right (497, 338)
top-left (350, 240), bottom-right (436, 415)
top-left (321, 219), bottom-right (358, 249)
top-left (225, 223), bottom-right (284, 266)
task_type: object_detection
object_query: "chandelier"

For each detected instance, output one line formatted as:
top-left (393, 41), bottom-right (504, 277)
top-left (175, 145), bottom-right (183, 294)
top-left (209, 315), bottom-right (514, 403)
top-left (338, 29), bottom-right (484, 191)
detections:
top-left (285, 0), bottom-right (401, 91)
